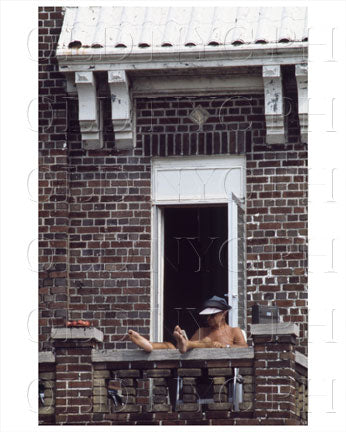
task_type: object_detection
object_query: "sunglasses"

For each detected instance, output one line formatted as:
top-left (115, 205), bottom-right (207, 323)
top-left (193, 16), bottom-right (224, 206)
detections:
top-left (206, 312), bottom-right (223, 318)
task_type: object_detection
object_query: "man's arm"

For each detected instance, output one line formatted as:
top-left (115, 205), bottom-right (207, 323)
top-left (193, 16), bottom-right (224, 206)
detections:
top-left (231, 327), bottom-right (248, 347)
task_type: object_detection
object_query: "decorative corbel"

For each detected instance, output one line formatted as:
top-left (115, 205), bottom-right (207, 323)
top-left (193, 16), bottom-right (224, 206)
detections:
top-left (75, 71), bottom-right (103, 150)
top-left (262, 65), bottom-right (285, 144)
top-left (295, 64), bottom-right (308, 143)
top-left (64, 73), bottom-right (77, 95)
top-left (108, 71), bottom-right (134, 150)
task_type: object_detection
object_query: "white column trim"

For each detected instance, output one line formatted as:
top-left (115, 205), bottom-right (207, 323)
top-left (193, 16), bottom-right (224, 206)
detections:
top-left (229, 198), bottom-right (238, 328)
top-left (150, 206), bottom-right (164, 342)
top-left (262, 65), bottom-right (285, 144)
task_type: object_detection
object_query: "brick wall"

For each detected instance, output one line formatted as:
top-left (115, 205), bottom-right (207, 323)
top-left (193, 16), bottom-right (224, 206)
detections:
top-left (39, 7), bottom-right (307, 355)
top-left (245, 86), bottom-right (308, 355)
top-left (39, 6), bottom-right (68, 348)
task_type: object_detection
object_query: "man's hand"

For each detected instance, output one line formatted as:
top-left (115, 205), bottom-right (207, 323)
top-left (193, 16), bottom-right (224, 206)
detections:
top-left (212, 341), bottom-right (223, 348)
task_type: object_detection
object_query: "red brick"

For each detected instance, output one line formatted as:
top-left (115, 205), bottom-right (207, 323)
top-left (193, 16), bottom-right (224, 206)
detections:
top-left (68, 381), bottom-right (92, 388)
top-left (66, 414), bottom-right (92, 423)
top-left (210, 419), bottom-right (235, 425)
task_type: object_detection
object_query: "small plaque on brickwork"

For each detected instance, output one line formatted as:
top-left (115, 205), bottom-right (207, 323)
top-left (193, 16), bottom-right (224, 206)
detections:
top-left (189, 105), bottom-right (210, 126)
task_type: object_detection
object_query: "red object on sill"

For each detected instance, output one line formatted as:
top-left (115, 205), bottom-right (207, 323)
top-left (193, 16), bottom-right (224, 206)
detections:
top-left (66, 320), bottom-right (91, 328)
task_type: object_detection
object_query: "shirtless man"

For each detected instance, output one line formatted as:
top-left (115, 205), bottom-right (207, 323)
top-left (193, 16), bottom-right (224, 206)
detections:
top-left (128, 296), bottom-right (247, 353)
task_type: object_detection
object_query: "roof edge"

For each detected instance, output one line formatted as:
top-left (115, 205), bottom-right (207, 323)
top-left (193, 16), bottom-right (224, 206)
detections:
top-left (57, 43), bottom-right (308, 71)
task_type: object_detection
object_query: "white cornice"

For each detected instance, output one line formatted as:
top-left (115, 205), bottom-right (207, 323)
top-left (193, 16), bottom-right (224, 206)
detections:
top-left (57, 43), bottom-right (308, 72)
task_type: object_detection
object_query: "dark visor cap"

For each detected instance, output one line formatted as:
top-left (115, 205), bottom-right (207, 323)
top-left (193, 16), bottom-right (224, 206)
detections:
top-left (201, 296), bottom-right (231, 311)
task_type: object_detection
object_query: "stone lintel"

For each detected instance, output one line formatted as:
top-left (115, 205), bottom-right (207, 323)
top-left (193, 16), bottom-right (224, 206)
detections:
top-left (39, 351), bottom-right (56, 363)
top-left (51, 327), bottom-right (104, 342)
top-left (251, 323), bottom-right (299, 337)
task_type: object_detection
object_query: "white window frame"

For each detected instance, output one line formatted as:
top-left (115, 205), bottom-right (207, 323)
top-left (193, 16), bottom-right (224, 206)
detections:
top-left (150, 155), bottom-right (246, 341)
top-left (228, 192), bottom-right (246, 328)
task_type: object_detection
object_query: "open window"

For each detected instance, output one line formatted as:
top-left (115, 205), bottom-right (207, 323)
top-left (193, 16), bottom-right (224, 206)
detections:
top-left (163, 205), bottom-right (228, 342)
top-left (151, 157), bottom-right (246, 341)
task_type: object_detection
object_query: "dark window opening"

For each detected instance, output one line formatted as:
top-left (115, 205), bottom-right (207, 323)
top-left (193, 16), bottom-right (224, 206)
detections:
top-left (163, 206), bottom-right (228, 343)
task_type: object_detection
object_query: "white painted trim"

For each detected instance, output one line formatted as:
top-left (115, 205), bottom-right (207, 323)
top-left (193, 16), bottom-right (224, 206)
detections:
top-left (152, 155), bottom-right (246, 166)
top-left (152, 167), bottom-right (244, 204)
top-left (152, 156), bottom-right (246, 205)
top-left (57, 43), bottom-right (308, 71)
top-left (150, 206), bottom-right (164, 342)
top-left (262, 65), bottom-right (285, 144)
top-left (132, 75), bottom-right (264, 97)
top-left (151, 155), bottom-right (246, 339)
top-left (65, 72), bottom-right (77, 94)
top-left (150, 205), bottom-right (156, 342)
top-left (229, 197), bottom-right (239, 328)
top-left (75, 71), bottom-right (103, 149)
top-left (295, 63), bottom-right (308, 143)
top-left (108, 70), bottom-right (134, 149)
top-left (152, 198), bottom-right (230, 206)
top-left (157, 208), bottom-right (164, 342)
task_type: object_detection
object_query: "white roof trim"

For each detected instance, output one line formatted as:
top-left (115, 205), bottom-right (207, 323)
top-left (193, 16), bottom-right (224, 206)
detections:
top-left (57, 42), bottom-right (308, 72)
top-left (57, 6), bottom-right (308, 71)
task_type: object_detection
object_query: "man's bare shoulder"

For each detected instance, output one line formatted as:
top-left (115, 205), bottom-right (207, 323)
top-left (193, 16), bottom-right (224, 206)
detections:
top-left (228, 326), bottom-right (248, 346)
top-left (228, 326), bottom-right (243, 333)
